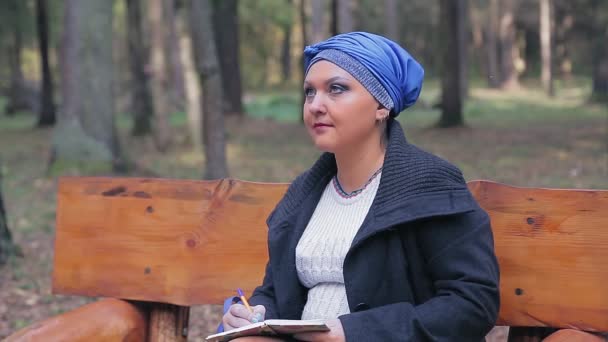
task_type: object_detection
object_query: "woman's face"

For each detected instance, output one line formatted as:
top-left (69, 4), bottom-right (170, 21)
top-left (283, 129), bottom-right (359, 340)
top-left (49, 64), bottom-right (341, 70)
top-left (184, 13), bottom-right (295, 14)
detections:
top-left (303, 61), bottom-right (385, 153)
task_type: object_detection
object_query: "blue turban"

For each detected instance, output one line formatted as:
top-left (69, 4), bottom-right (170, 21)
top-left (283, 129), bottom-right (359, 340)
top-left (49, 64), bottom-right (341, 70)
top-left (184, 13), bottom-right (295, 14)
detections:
top-left (303, 32), bottom-right (424, 116)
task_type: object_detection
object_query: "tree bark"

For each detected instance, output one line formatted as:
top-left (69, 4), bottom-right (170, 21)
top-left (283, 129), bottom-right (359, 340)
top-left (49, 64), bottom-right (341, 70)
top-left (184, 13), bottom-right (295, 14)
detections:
top-left (590, 1), bottom-right (608, 102)
top-left (189, 0), bottom-right (229, 179)
top-left (540, 0), bottom-right (554, 96)
top-left (148, 0), bottom-right (172, 151)
top-left (458, 0), bottom-right (469, 99)
top-left (331, 0), bottom-right (338, 36)
top-left (299, 0), bottom-right (309, 47)
top-left (164, 0), bottom-right (187, 113)
top-left (311, 0), bottom-right (325, 43)
top-left (337, 0), bottom-right (354, 33)
top-left (281, 16), bottom-right (293, 83)
top-left (553, 4), bottom-right (573, 80)
top-left (0, 160), bottom-right (20, 266)
top-left (485, 0), bottom-right (500, 88)
top-left (5, 0), bottom-right (29, 116)
top-left (36, 0), bottom-right (56, 127)
top-left (499, 0), bottom-right (519, 89)
top-left (125, 0), bottom-right (154, 136)
top-left (52, 0), bottom-right (124, 172)
top-left (299, 0), bottom-right (309, 122)
top-left (438, 0), bottom-right (466, 128)
top-left (212, 0), bottom-right (244, 116)
top-left (178, 11), bottom-right (202, 148)
top-left (384, 0), bottom-right (398, 42)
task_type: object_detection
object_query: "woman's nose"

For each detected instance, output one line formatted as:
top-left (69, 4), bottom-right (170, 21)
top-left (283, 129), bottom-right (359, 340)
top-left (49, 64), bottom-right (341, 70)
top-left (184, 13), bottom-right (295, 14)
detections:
top-left (307, 93), bottom-right (327, 115)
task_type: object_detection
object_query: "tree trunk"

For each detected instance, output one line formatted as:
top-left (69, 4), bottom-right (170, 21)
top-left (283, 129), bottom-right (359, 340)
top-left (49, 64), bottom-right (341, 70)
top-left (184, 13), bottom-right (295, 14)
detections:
top-left (458, 0), bottom-right (469, 99)
top-left (164, 0), bottom-right (187, 113)
top-left (311, 0), bottom-right (325, 43)
top-left (591, 46), bottom-right (608, 102)
top-left (299, 0), bottom-right (309, 122)
top-left (485, 0), bottom-right (500, 88)
top-left (331, 0), bottom-right (338, 36)
top-left (189, 0), bottom-right (229, 179)
top-left (299, 0), bottom-right (309, 47)
top-left (52, 0), bottom-right (124, 172)
top-left (212, 0), bottom-right (244, 116)
top-left (125, 0), bottom-right (154, 136)
top-left (499, 0), bottom-right (519, 89)
top-left (5, 1), bottom-right (29, 116)
top-left (590, 2), bottom-right (608, 102)
top-left (540, 0), bottom-right (554, 96)
top-left (438, 0), bottom-right (466, 128)
top-left (384, 0), bottom-right (398, 42)
top-left (281, 19), bottom-right (293, 83)
top-left (0, 160), bottom-right (20, 266)
top-left (36, 0), bottom-right (56, 127)
top-left (148, 0), bottom-right (172, 151)
top-left (554, 5), bottom-right (572, 80)
top-left (337, 0), bottom-right (354, 33)
top-left (178, 11), bottom-right (202, 148)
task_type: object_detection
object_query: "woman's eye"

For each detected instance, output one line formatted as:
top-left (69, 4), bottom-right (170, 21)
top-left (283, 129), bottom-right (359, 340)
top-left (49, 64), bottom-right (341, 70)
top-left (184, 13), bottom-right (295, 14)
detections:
top-left (304, 87), bottom-right (316, 97)
top-left (329, 84), bottom-right (347, 94)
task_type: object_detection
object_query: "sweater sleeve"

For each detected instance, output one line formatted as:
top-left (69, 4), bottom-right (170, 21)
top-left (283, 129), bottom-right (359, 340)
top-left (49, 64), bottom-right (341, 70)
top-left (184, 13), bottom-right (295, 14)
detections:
top-left (248, 260), bottom-right (280, 320)
top-left (338, 209), bottom-right (500, 341)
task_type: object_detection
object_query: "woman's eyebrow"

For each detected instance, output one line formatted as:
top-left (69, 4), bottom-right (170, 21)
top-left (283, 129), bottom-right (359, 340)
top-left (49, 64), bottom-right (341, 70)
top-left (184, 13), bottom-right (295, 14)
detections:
top-left (324, 76), bottom-right (350, 84)
top-left (303, 76), bottom-right (350, 86)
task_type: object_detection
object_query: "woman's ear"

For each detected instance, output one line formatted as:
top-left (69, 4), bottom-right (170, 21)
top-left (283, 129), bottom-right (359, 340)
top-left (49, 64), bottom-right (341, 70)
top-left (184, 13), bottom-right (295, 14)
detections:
top-left (375, 106), bottom-right (390, 122)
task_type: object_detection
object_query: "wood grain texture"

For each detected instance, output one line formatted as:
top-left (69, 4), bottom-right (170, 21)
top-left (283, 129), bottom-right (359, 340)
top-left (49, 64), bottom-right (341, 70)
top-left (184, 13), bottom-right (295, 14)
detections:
top-left (52, 177), bottom-right (608, 332)
top-left (4, 298), bottom-right (147, 341)
top-left (469, 181), bottom-right (608, 332)
top-left (53, 177), bottom-right (287, 306)
top-left (147, 303), bottom-right (189, 341)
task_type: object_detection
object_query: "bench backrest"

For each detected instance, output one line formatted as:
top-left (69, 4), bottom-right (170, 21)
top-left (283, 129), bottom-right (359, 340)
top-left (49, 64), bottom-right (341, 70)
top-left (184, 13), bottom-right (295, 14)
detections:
top-left (53, 177), bottom-right (608, 332)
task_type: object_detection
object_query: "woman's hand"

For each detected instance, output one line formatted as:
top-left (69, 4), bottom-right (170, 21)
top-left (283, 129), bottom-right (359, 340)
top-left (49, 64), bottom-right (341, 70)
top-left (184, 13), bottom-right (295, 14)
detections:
top-left (222, 304), bottom-right (266, 331)
top-left (293, 319), bottom-right (345, 342)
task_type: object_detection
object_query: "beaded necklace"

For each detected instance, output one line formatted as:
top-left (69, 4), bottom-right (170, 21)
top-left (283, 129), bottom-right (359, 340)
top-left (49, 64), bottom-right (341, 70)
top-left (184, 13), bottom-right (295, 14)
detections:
top-left (332, 167), bottom-right (383, 199)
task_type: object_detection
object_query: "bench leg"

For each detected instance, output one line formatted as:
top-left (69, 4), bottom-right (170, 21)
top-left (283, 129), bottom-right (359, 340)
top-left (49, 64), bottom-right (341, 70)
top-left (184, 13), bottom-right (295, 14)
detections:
top-left (146, 303), bottom-right (190, 342)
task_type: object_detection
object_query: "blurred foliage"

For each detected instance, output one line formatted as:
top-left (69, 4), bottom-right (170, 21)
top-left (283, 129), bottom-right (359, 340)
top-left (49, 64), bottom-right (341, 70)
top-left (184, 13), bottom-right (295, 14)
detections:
top-left (239, 0), bottom-right (295, 89)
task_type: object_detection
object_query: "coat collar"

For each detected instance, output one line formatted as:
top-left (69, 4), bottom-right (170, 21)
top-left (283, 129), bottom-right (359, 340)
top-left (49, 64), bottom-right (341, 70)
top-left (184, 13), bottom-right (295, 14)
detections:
top-left (268, 120), bottom-right (478, 241)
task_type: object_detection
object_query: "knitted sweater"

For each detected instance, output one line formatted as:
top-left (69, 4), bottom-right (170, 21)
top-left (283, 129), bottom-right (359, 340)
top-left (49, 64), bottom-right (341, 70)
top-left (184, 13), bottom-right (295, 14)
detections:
top-left (295, 173), bottom-right (381, 320)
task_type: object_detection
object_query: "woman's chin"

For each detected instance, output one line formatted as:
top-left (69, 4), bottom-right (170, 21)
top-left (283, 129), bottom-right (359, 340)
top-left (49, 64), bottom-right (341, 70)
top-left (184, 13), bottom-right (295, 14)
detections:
top-left (312, 140), bottom-right (336, 153)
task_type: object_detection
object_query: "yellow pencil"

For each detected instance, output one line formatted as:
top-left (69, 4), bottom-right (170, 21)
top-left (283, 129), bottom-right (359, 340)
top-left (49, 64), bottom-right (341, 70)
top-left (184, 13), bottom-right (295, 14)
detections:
top-left (237, 288), bottom-right (253, 313)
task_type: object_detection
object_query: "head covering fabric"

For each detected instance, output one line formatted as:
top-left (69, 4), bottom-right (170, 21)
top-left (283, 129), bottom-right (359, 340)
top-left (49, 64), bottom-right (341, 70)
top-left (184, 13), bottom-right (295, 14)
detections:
top-left (304, 32), bottom-right (424, 116)
top-left (308, 49), bottom-right (394, 111)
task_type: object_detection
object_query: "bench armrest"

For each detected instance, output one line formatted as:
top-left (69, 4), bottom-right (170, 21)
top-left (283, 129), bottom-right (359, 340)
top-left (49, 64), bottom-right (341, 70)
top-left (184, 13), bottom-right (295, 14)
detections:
top-left (4, 298), bottom-right (147, 341)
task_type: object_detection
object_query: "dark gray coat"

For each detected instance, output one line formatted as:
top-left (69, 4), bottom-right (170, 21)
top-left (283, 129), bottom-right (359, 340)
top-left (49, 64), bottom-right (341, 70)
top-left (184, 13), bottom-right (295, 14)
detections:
top-left (250, 120), bottom-right (500, 341)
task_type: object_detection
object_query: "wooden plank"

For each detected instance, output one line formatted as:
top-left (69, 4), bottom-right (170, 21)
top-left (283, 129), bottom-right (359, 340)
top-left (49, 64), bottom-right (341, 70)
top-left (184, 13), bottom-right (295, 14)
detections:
top-left (53, 177), bottom-right (287, 306)
top-left (53, 177), bottom-right (608, 332)
top-left (469, 181), bottom-right (608, 332)
top-left (4, 298), bottom-right (147, 341)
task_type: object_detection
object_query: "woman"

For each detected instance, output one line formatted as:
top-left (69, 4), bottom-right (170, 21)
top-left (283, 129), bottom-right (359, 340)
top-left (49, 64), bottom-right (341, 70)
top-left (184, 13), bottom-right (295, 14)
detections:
top-left (222, 32), bottom-right (500, 341)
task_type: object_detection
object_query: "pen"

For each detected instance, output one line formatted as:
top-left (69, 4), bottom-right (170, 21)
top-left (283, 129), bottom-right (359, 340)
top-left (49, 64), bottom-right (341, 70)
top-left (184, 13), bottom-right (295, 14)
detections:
top-left (237, 288), bottom-right (253, 313)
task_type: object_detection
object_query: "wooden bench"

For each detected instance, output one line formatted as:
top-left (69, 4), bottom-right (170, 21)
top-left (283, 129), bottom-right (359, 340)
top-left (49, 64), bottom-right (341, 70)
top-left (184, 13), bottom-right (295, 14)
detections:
top-left (5, 177), bottom-right (608, 341)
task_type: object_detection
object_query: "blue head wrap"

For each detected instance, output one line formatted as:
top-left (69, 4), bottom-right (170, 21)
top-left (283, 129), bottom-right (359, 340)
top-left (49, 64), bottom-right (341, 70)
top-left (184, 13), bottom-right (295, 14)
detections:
top-left (304, 32), bottom-right (424, 116)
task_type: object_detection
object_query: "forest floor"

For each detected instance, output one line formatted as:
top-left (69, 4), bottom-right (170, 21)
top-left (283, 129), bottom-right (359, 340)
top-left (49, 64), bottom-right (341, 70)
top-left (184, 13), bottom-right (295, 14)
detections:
top-left (1, 80), bottom-right (606, 340)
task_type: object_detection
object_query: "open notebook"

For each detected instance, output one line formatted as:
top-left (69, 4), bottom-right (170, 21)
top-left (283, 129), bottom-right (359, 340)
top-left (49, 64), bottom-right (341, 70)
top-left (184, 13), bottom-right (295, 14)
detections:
top-left (205, 319), bottom-right (329, 342)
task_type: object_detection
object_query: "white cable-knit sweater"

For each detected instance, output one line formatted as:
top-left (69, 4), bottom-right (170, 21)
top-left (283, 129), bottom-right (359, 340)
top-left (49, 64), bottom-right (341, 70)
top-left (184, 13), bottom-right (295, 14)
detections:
top-left (295, 172), bottom-right (381, 320)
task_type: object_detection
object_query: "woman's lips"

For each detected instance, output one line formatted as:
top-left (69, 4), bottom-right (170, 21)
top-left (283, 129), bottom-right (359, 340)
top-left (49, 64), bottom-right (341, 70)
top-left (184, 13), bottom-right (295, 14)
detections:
top-left (312, 123), bottom-right (332, 134)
